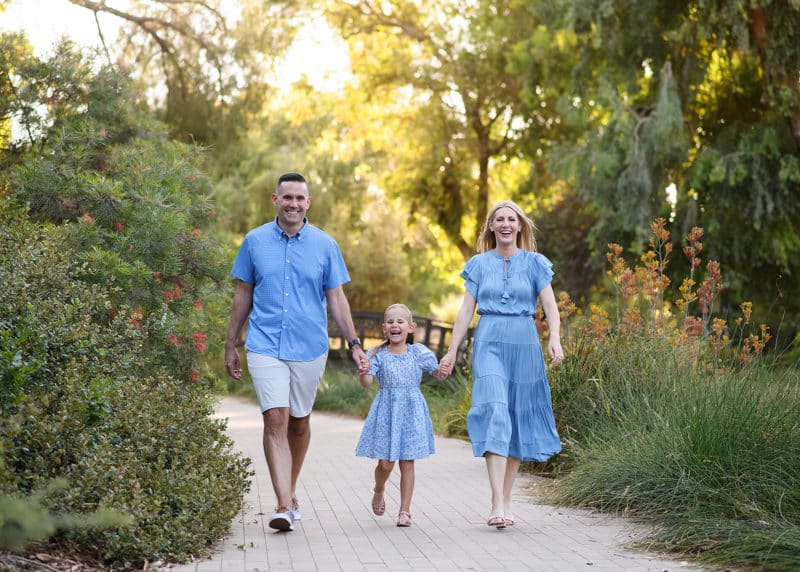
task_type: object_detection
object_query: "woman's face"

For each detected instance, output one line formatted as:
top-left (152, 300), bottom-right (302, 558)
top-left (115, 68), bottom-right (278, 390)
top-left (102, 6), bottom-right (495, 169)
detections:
top-left (489, 206), bottom-right (520, 248)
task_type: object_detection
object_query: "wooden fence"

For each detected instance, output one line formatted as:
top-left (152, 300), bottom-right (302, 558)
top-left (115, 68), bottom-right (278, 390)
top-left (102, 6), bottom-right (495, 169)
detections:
top-left (328, 311), bottom-right (474, 362)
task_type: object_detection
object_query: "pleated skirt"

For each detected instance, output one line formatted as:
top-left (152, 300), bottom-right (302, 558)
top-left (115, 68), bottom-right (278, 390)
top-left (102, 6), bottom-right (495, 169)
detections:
top-left (467, 314), bottom-right (561, 461)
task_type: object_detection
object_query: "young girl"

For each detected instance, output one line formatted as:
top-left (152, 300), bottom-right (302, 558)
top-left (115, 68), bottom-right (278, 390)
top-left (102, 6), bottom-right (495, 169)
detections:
top-left (355, 303), bottom-right (440, 527)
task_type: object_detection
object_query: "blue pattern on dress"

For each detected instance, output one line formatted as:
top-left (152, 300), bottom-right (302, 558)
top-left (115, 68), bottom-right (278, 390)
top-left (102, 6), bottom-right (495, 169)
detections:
top-left (461, 250), bottom-right (562, 462)
top-left (355, 343), bottom-right (438, 461)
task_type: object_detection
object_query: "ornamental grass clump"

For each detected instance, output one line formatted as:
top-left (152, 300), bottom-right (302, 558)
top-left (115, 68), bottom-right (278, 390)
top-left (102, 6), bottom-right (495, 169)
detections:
top-left (546, 219), bottom-right (799, 570)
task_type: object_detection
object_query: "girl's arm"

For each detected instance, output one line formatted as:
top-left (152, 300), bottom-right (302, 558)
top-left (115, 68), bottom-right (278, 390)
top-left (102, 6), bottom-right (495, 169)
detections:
top-left (437, 291), bottom-right (477, 378)
top-left (358, 350), bottom-right (372, 387)
top-left (358, 372), bottom-right (374, 388)
top-left (539, 284), bottom-right (564, 366)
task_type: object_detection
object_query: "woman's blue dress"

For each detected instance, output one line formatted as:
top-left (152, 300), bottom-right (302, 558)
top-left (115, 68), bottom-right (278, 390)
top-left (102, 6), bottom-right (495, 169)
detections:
top-left (461, 250), bottom-right (561, 462)
top-left (355, 343), bottom-right (438, 461)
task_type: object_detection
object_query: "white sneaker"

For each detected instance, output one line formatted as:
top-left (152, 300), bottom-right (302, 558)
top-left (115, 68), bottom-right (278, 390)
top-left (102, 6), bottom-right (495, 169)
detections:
top-left (290, 497), bottom-right (302, 521)
top-left (268, 507), bottom-right (294, 531)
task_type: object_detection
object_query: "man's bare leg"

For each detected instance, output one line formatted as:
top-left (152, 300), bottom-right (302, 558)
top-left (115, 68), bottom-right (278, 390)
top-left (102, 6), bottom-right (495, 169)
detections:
top-left (263, 407), bottom-right (293, 509)
top-left (287, 414), bottom-right (311, 500)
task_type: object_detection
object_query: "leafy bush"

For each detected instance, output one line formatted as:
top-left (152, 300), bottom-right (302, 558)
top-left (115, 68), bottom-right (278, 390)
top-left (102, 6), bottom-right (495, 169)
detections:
top-left (0, 214), bottom-right (251, 566)
top-left (1, 40), bottom-right (250, 566)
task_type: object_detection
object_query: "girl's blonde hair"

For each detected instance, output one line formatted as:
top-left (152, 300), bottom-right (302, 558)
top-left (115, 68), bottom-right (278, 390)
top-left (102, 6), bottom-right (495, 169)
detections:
top-left (369, 303), bottom-right (415, 356)
top-left (476, 200), bottom-right (537, 253)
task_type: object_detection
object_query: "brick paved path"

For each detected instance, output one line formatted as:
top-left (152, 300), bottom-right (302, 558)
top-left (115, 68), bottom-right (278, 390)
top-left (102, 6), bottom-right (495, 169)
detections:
top-left (164, 396), bottom-right (706, 572)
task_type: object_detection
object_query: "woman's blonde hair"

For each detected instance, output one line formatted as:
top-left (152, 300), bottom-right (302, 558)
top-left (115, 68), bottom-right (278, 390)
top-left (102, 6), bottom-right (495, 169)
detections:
top-left (476, 200), bottom-right (537, 253)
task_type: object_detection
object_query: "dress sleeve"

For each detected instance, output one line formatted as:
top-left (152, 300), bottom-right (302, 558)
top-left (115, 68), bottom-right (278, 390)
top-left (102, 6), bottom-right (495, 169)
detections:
top-left (368, 348), bottom-right (382, 377)
top-left (460, 255), bottom-right (481, 299)
top-left (531, 253), bottom-right (554, 295)
top-left (412, 344), bottom-right (439, 374)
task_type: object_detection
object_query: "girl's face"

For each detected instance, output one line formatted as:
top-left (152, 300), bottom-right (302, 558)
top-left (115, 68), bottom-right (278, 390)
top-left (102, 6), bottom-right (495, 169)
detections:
top-left (382, 306), bottom-right (414, 345)
top-left (489, 206), bottom-right (521, 248)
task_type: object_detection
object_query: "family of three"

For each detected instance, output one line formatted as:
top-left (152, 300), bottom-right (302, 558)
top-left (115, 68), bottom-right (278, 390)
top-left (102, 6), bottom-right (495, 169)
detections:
top-left (224, 172), bottom-right (564, 532)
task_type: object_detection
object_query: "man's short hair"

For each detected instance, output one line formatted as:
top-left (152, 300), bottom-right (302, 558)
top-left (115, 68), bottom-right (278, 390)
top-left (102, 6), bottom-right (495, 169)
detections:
top-left (276, 172), bottom-right (307, 192)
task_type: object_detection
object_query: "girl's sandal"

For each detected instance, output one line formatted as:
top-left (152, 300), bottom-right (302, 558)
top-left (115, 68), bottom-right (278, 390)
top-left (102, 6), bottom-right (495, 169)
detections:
top-left (371, 490), bottom-right (385, 516)
top-left (396, 511), bottom-right (412, 527)
top-left (487, 515), bottom-right (507, 528)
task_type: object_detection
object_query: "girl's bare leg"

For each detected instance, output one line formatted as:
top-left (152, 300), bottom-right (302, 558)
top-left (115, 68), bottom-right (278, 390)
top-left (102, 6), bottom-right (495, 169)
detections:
top-left (372, 459), bottom-right (393, 515)
top-left (398, 460), bottom-right (415, 513)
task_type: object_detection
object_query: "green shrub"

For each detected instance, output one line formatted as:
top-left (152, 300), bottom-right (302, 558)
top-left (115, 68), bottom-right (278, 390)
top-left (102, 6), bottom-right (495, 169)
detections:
top-left (0, 205), bottom-right (250, 566)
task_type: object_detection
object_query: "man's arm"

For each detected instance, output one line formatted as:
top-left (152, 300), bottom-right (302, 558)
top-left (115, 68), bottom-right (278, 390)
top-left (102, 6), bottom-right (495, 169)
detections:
top-left (224, 280), bottom-right (254, 380)
top-left (326, 285), bottom-right (368, 369)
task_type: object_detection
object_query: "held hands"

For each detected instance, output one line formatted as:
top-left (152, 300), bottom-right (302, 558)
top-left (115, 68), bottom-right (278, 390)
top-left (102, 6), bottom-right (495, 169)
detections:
top-left (357, 355), bottom-right (370, 375)
top-left (351, 346), bottom-right (370, 375)
top-left (435, 352), bottom-right (456, 381)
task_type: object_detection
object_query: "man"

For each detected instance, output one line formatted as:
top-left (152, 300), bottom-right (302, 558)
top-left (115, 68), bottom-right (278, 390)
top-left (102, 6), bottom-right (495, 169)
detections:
top-left (224, 172), bottom-right (367, 531)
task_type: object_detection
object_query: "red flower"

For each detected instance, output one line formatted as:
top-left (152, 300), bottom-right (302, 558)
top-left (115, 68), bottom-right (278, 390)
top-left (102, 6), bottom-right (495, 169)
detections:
top-left (167, 335), bottom-right (178, 345)
top-left (189, 369), bottom-right (201, 382)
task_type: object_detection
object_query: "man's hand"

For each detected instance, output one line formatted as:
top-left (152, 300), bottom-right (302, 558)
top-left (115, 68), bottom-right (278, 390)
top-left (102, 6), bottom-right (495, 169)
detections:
top-left (225, 346), bottom-right (243, 380)
top-left (351, 346), bottom-right (368, 373)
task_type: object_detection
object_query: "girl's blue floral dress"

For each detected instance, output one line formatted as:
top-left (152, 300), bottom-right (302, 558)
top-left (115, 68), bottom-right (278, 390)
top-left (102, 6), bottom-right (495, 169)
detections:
top-left (355, 343), bottom-right (438, 461)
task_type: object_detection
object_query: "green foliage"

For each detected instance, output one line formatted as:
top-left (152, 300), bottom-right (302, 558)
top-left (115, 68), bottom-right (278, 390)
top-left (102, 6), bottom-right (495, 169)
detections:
top-left (2, 38), bottom-right (230, 386)
top-left (1, 41), bottom-right (250, 565)
top-left (518, 0), bottom-right (800, 332)
top-left (0, 480), bottom-right (129, 552)
top-left (540, 220), bottom-right (799, 569)
top-left (0, 213), bottom-right (251, 565)
top-left (548, 344), bottom-right (800, 569)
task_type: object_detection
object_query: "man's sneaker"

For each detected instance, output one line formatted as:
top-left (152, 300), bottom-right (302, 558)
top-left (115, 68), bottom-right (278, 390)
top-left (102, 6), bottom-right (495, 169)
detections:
top-left (290, 497), bottom-right (302, 521)
top-left (268, 506), bottom-right (294, 531)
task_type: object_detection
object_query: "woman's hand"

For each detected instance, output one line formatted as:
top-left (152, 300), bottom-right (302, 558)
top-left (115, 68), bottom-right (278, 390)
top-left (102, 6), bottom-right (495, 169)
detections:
top-left (436, 351), bottom-right (456, 380)
top-left (548, 337), bottom-right (564, 366)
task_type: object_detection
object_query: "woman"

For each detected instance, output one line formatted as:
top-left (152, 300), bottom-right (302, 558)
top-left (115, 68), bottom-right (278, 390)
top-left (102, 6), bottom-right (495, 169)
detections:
top-left (437, 200), bottom-right (563, 528)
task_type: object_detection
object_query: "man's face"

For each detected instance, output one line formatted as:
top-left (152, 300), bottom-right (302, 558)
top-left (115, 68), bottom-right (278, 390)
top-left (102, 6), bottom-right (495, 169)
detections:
top-left (272, 181), bottom-right (311, 231)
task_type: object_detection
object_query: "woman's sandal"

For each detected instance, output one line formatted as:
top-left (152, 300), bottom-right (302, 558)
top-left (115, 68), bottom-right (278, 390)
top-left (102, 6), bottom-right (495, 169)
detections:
top-left (487, 515), bottom-right (507, 529)
top-left (371, 490), bottom-right (386, 516)
top-left (396, 511), bottom-right (412, 527)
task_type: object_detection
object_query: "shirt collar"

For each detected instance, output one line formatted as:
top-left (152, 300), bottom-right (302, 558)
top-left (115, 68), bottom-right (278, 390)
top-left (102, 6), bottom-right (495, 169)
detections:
top-left (273, 217), bottom-right (308, 240)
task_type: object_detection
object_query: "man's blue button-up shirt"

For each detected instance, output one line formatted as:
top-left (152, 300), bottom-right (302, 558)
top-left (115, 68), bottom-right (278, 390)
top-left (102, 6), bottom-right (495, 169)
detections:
top-left (230, 219), bottom-right (350, 361)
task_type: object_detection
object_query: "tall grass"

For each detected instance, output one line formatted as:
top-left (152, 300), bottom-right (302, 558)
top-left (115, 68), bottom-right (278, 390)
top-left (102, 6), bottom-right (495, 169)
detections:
top-left (541, 219), bottom-right (800, 570)
top-left (547, 340), bottom-right (799, 570)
